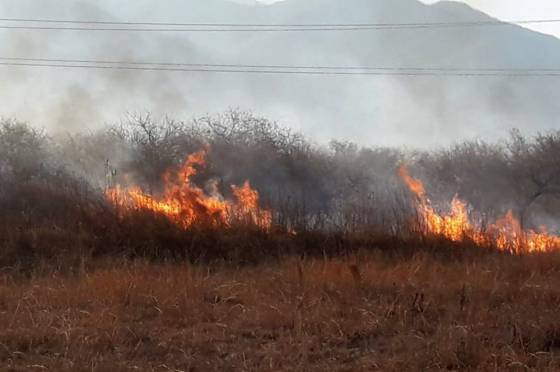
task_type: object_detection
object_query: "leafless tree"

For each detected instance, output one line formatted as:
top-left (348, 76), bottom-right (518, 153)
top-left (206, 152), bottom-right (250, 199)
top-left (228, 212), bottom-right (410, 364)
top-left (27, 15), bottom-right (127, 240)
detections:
top-left (507, 129), bottom-right (560, 228)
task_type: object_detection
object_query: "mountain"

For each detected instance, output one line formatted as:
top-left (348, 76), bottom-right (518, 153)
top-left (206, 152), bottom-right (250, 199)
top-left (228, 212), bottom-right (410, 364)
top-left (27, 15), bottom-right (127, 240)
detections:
top-left (0, 0), bottom-right (559, 146)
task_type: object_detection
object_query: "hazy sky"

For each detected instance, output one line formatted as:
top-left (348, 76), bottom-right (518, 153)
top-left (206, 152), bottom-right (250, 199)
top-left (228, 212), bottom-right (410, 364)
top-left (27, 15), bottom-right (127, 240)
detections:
top-left (3, 0), bottom-right (560, 146)
top-left (258, 0), bottom-right (560, 39)
top-left (423, 0), bottom-right (560, 38)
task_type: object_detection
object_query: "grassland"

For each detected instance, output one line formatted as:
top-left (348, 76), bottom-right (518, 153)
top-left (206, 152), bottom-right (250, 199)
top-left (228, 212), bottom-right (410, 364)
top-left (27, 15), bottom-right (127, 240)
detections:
top-left (2, 249), bottom-right (560, 371)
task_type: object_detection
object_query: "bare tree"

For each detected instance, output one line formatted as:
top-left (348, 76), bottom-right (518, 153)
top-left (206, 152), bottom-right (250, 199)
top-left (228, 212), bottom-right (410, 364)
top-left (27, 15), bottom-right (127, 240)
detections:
top-left (109, 113), bottom-right (199, 193)
top-left (507, 129), bottom-right (560, 228)
top-left (0, 118), bottom-right (49, 182)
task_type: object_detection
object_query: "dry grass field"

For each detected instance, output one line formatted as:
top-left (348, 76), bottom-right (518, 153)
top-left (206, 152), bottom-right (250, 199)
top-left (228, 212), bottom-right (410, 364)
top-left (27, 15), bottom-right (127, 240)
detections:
top-left (2, 250), bottom-right (560, 371)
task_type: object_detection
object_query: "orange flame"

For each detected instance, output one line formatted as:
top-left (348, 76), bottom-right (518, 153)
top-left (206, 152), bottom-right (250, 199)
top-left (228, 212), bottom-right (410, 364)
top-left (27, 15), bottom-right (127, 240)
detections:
top-left (107, 150), bottom-right (272, 229)
top-left (399, 165), bottom-right (560, 253)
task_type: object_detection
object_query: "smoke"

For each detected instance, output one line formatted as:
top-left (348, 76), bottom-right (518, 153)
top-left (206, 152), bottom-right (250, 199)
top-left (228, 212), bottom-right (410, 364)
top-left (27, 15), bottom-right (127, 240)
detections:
top-left (0, 0), bottom-right (199, 131)
top-left (2, 0), bottom-right (560, 146)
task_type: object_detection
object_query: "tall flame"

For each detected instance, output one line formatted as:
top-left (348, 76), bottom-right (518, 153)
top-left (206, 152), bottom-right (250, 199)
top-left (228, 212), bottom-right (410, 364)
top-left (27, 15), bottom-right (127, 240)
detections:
top-left (399, 165), bottom-right (560, 253)
top-left (107, 150), bottom-right (272, 229)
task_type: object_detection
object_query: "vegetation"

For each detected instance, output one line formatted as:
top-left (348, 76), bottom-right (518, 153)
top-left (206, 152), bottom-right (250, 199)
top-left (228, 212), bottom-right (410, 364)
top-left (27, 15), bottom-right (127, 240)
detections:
top-left (1, 112), bottom-right (560, 370)
top-left (3, 252), bottom-right (560, 371)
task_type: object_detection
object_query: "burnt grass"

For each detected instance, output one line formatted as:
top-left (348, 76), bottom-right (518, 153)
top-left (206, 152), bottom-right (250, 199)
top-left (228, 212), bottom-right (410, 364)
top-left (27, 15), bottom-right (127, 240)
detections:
top-left (0, 185), bottom-right (559, 371)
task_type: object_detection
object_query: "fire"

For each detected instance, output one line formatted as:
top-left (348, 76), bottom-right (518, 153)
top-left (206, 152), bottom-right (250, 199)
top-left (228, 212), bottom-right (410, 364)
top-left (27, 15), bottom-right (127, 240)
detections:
top-left (107, 149), bottom-right (272, 229)
top-left (399, 165), bottom-right (560, 253)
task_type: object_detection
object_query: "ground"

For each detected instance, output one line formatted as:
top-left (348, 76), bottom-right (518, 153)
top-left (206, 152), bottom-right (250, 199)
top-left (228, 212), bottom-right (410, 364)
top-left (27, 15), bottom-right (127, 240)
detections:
top-left (1, 250), bottom-right (560, 371)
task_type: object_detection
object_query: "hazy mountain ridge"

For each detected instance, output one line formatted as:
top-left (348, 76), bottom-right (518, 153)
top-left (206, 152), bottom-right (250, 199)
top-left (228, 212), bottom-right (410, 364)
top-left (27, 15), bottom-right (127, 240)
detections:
top-left (0, 0), bottom-right (559, 146)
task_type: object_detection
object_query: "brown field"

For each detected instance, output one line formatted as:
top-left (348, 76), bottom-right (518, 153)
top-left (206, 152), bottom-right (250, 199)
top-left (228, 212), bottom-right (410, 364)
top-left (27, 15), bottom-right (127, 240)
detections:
top-left (2, 250), bottom-right (560, 371)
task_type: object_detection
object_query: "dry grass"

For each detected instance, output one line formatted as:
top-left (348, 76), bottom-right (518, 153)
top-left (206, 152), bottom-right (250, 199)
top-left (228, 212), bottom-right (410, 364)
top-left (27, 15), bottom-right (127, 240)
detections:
top-left (1, 251), bottom-right (560, 371)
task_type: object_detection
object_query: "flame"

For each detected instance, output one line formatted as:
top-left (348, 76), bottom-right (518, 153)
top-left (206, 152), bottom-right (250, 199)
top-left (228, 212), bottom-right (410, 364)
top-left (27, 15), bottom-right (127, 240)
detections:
top-left (107, 150), bottom-right (272, 229)
top-left (398, 165), bottom-right (426, 199)
top-left (399, 165), bottom-right (560, 253)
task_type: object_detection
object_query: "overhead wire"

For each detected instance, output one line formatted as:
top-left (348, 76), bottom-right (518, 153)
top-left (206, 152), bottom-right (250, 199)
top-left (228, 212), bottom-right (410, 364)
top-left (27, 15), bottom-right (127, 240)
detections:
top-left (0, 59), bottom-right (559, 77)
top-left (0, 17), bottom-right (559, 32)
top-left (0, 56), bottom-right (558, 73)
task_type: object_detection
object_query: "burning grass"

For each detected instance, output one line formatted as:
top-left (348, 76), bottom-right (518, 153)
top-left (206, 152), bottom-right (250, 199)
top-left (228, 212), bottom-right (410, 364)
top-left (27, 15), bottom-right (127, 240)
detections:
top-left (4, 152), bottom-right (560, 276)
top-left (2, 252), bottom-right (560, 371)
top-left (107, 149), bottom-right (273, 230)
top-left (399, 165), bottom-right (560, 253)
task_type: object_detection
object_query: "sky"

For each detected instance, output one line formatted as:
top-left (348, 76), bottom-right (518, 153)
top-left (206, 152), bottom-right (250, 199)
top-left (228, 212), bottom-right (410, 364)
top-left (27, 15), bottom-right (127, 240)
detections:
top-left (423, 0), bottom-right (560, 38)
top-left (257, 0), bottom-right (560, 39)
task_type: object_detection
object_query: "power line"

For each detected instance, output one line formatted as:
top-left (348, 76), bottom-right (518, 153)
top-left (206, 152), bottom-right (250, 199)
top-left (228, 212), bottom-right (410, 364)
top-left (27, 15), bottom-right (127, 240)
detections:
top-left (0, 17), bottom-right (558, 32)
top-left (1, 60), bottom-right (559, 77)
top-left (0, 24), bottom-right (533, 32)
top-left (0, 56), bottom-right (558, 73)
top-left (1, 17), bottom-right (559, 28)
top-left (0, 25), bottom-right (385, 32)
